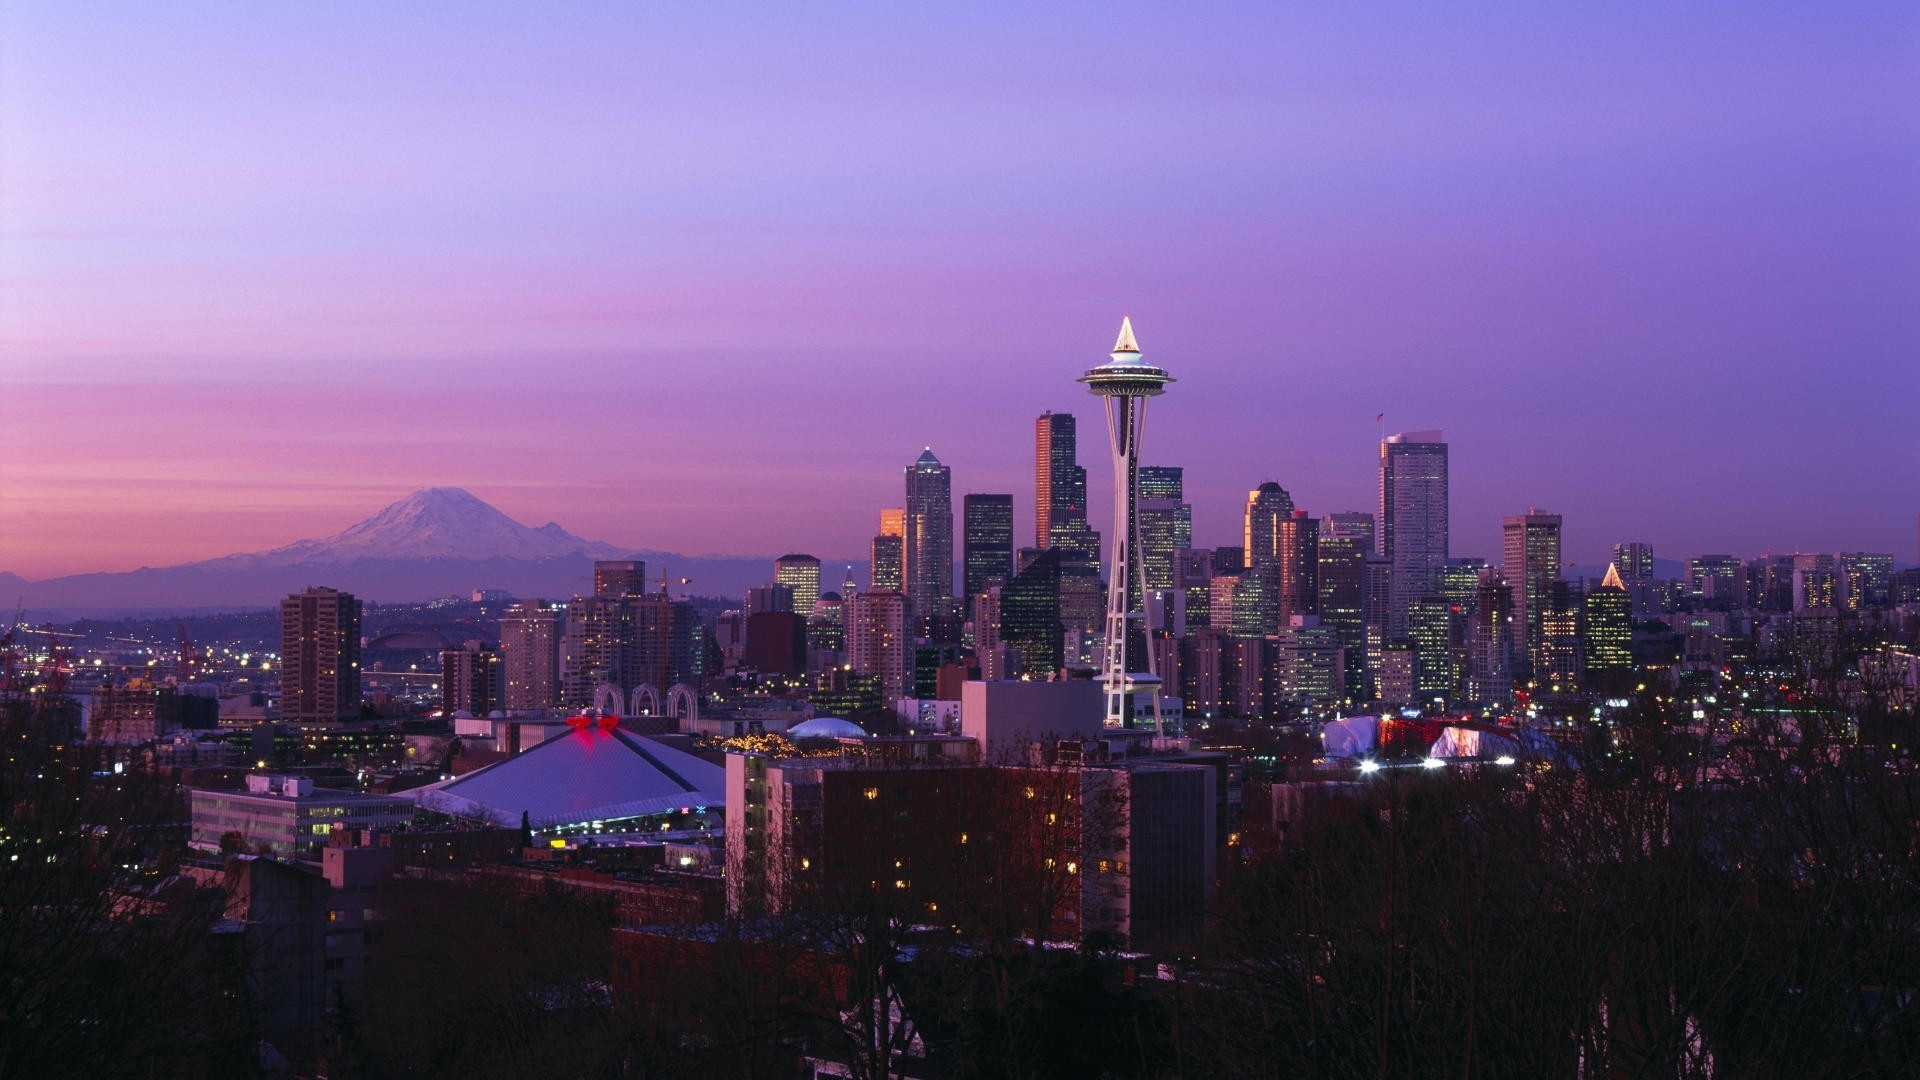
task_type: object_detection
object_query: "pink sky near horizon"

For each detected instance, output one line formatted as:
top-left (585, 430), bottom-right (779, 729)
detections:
top-left (3, 4), bottom-right (1917, 579)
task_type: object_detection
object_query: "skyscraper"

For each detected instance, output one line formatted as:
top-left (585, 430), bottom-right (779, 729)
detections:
top-left (1610, 542), bottom-right (1654, 619)
top-left (774, 554), bottom-right (822, 618)
top-left (1276, 510), bottom-right (1319, 626)
top-left (1243, 483), bottom-right (1296, 570)
top-left (878, 507), bottom-right (905, 539)
top-left (1467, 573), bottom-right (1514, 707)
top-left (1323, 511), bottom-right (1376, 555)
top-left (1379, 430), bottom-right (1449, 637)
top-left (1538, 580), bottom-right (1583, 688)
top-left (279, 587), bottom-right (362, 721)
top-left (1315, 534), bottom-right (1367, 701)
top-left (961, 494), bottom-right (1014, 603)
top-left (903, 448), bottom-right (954, 631)
top-left (1583, 565), bottom-right (1633, 690)
top-left (1035, 412), bottom-right (1093, 554)
top-left (1502, 510), bottom-right (1563, 683)
top-left (1137, 466), bottom-right (1192, 593)
top-left (999, 547), bottom-right (1064, 678)
top-left (498, 600), bottom-right (561, 710)
top-left (1406, 596), bottom-right (1455, 704)
top-left (871, 508), bottom-right (904, 592)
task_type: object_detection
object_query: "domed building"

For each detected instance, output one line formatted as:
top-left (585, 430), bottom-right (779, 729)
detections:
top-left (787, 717), bottom-right (867, 740)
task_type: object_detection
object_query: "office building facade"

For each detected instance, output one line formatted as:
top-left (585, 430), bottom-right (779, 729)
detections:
top-left (1379, 431), bottom-right (1449, 637)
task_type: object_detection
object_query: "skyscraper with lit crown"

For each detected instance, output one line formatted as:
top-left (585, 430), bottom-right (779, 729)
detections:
top-left (1080, 316), bottom-right (1174, 729)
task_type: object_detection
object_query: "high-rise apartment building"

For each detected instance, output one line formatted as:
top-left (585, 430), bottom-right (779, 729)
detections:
top-left (774, 554), bottom-right (822, 618)
top-left (1839, 552), bottom-right (1894, 610)
top-left (962, 494), bottom-right (1015, 604)
top-left (279, 587), bottom-right (362, 721)
top-left (593, 560), bottom-right (646, 599)
top-left (631, 595), bottom-right (697, 694)
top-left (1379, 431), bottom-right (1449, 637)
top-left (560, 595), bottom-right (634, 708)
top-left (1791, 553), bottom-right (1838, 611)
top-left (440, 642), bottom-right (501, 718)
top-left (498, 600), bottom-right (561, 710)
top-left (904, 448), bottom-right (954, 630)
top-left (847, 591), bottom-right (909, 703)
top-left (1502, 509), bottom-right (1562, 683)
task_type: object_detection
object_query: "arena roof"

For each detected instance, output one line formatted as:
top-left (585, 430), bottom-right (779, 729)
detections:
top-left (410, 724), bottom-right (725, 830)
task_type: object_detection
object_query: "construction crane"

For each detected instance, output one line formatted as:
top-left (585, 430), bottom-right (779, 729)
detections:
top-left (0, 625), bottom-right (21, 700)
top-left (38, 623), bottom-right (73, 696)
top-left (655, 569), bottom-right (692, 597)
top-left (177, 621), bottom-right (198, 683)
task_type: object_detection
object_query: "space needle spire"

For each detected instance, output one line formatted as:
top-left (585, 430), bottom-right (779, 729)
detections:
top-left (1079, 315), bottom-right (1175, 730)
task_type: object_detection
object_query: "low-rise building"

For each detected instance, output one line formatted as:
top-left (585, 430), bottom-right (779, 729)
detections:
top-left (190, 774), bottom-right (414, 860)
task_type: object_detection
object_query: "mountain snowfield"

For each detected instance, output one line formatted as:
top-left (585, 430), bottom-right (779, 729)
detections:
top-left (3, 488), bottom-right (796, 613)
top-left (199, 488), bottom-right (630, 568)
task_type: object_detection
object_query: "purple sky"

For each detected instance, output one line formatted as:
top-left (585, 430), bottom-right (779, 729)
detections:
top-left (3, 4), bottom-right (1916, 578)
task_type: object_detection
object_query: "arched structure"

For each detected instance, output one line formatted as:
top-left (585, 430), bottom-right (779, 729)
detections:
top-left (366, 630), bottom-right (455, 651)
top-left (592, 683), bottom-right (623, 716)
top-left (630, 684), bottom-right (660, 716)
top-left (665, 683), bottom-right (698, 723)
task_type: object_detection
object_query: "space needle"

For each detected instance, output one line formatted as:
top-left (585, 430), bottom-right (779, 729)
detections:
top-left (1079, 316), bottom-right (1174, 730)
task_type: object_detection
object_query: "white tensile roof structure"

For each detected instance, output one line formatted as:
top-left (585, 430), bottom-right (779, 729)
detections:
top-left (411, 724), bottom-right (725, 830)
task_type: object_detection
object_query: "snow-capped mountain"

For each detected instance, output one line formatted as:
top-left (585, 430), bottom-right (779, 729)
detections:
top-left (5, 488), bottom-right (830, 613)
top-left (201, 488), bottom-right (629, 568)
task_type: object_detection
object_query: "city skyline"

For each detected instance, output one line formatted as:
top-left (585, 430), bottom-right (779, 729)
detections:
top-left (4, 7), bottom-right (1916, 578)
